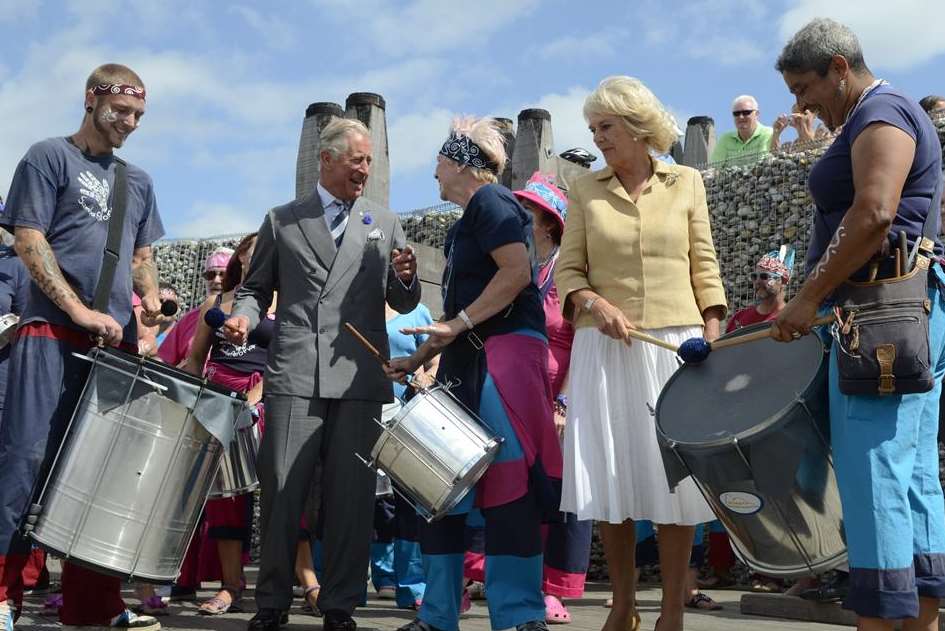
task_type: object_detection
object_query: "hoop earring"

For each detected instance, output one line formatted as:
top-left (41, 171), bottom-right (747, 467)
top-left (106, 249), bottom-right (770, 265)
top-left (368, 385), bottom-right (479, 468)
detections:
top-left (85, 106), bottom-right (93, 113)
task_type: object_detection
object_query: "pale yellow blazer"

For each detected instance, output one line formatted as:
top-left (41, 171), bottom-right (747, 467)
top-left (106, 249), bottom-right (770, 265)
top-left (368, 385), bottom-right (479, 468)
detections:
top-left (555, 158), bottom-right (727, 330)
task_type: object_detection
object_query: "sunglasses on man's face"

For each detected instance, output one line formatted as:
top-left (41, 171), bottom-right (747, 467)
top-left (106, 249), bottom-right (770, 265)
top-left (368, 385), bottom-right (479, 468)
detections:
top-left (732, 109), bottom-right (756, 118)
top-left (750, 272), bottom-right (781, 281)
top-left (203, 270), bottom-right (225, 281)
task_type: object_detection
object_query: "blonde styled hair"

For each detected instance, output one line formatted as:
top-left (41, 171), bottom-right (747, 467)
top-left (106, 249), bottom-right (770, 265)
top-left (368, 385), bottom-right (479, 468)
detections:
top-left (583, 76), bottom-right (679, 155)
top-left (448, 115), bottom-right (508, 184)
top-left (320, 117), bottom-right (371, 158)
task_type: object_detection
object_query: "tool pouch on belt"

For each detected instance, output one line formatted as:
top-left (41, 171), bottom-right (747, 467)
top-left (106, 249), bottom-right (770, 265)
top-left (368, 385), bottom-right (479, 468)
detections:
top-left (833, 176), bottom-right (942, 396)
top-left (834, 256), bottom-right (933, 396)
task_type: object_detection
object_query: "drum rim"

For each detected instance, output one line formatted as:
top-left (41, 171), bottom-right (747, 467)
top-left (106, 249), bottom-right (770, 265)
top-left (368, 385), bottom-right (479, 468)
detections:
top-left (654, 322), bottom-right (828, 449)
top-left (94, 346), bottom-right (245, 400)
top-left (29, 534), bottom-right (179, 584)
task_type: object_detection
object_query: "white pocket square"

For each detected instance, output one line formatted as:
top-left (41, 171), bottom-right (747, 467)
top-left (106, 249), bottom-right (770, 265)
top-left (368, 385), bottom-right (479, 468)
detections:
top-left (366, 228), bottom-right (385, 241)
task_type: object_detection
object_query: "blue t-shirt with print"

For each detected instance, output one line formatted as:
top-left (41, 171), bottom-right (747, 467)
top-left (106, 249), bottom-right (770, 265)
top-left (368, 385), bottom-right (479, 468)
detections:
top-left (0, 245), bottom-right (29, 410)
top-left (386, 303), bottom-right (434, 399)
top-left (805, 85), bottom-right (943, 276)
top-left (2, 137), bottom-right (165, 344)
top-left (442, 184), bottom-right (545, 337)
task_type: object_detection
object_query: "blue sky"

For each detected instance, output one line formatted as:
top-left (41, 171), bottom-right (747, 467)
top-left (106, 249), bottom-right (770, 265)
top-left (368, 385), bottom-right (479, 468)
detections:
top-left (1, 0), bottom-right (943, 238)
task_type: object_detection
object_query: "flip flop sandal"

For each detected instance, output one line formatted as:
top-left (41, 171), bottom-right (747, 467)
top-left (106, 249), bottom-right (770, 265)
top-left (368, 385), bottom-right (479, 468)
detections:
top-left (684, 593), bottom-right (722, 611)
top-left (544, 595), bottom-right (571, 624)
top-left (198, 588), bottom-right (242, 615)
top-left (302, 586), bottom-right (321, 616)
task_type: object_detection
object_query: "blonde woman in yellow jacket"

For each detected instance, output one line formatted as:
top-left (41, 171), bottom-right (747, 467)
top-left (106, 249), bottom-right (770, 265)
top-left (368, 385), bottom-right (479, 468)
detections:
top-left (555, 76), bottom-right (727, 631)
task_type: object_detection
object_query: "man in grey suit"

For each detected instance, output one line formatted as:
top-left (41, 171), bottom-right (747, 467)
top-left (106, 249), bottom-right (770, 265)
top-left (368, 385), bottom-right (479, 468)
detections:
top-left (223, 118), bottom-right (419, 631)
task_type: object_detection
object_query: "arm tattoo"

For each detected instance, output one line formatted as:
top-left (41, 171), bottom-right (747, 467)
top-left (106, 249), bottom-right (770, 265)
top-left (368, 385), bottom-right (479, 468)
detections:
top-left (811, 226), bottom-right (847, 280)
top-left (21, 238), bottom-right (82, 312)
top-left (132, 253), bottom-right (159, 297)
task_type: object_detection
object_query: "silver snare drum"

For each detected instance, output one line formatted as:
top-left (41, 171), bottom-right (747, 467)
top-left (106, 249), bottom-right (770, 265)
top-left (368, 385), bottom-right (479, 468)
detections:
top-left (369, 386), bottom-right (502, 521)
top-left (210, 421), bottom-right (260, 498)
top-left (28, 347), bottom-right (246, 582)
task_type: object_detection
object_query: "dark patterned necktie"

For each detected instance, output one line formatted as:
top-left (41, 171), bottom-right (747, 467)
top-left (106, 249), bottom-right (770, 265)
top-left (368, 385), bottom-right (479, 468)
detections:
top-left (330, 201), bottom-right (350, 248)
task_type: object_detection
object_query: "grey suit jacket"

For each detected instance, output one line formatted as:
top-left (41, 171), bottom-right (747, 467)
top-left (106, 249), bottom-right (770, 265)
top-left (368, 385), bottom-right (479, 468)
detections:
top-left (232, 190), bottom-right (420, 401)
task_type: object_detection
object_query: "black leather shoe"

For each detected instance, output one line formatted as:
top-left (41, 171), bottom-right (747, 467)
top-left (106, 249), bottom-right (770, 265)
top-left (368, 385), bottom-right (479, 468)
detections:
top-left (249, 608), bottom-right (288, 631)
top-left (396, 619), bottom-right (442, 631)
top-left (323, 610), bottom-right (357, 631)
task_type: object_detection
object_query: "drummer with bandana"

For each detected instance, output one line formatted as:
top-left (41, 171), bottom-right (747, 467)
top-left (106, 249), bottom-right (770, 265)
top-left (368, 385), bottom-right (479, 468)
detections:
top-left (0, 64), bottom-right (166, 631)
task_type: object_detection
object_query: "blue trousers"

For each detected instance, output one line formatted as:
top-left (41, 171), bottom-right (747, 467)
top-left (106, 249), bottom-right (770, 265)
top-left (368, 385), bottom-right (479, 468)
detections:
top-left (831, 265), bottom-right (945, 618)
top-left (419, 490), bottom-right (543, 631)
top-left (371, 494), bottom-right (426, 608)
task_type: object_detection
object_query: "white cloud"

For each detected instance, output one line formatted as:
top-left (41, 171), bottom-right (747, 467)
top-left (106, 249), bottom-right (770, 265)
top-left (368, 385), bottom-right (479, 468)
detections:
top-left (521, 86), bottom-right (600, 161)
top-left (169, 202), bottom-right (264, 239)
top-left (687, 35), bottom-right (765, 65)
top-left (311, 0), bottom-right (539, 57)
top-left (778, 0), bottom-right (945, 70)
top-left (0, 0), bottom-right (40, 22)
top-left (388, 108), bottom-right (454, 175)
top-left (536, 29), bottom-right (629, 61)
top-left (229, 6), bottom-right (298, 51)
top-left (640, 0), bottom-right (771, 66)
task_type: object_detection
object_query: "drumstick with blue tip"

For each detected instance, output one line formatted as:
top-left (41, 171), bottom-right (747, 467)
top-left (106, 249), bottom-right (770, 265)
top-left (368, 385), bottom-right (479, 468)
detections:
top-left (677, 314), bottom-right (836, 364)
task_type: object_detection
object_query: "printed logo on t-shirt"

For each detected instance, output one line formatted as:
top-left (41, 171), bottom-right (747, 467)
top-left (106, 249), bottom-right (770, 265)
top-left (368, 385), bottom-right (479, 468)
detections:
top-left (77, 171), bottom-right (111, 221)
top-left (220, 341), bottom-right (256, 358)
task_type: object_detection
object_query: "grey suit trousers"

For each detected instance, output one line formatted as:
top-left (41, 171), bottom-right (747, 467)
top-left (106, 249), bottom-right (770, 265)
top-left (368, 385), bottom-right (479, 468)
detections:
top-left (255, 394), bottom-right (381, 613)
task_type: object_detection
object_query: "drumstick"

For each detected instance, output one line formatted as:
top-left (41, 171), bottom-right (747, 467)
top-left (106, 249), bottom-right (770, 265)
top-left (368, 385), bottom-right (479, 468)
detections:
top-left (678, 314), bottom-right (836, 364)
top-left (344, 322), bottom-right (388, 367)
top-left (627, 329), bottom-right (680, 353)
top-left (707, 314), bottom-right (836, 351)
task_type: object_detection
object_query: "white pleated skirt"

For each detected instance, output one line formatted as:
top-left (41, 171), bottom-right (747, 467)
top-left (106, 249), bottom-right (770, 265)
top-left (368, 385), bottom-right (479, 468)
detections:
top-left (561, 326), bottom-right (715, 525)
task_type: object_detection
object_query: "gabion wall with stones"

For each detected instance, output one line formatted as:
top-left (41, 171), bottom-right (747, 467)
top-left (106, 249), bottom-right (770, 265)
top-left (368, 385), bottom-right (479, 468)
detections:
top-left (152, 115), bottom-right (944, 321)
top-left (152, 235), bottom-right (247, 311)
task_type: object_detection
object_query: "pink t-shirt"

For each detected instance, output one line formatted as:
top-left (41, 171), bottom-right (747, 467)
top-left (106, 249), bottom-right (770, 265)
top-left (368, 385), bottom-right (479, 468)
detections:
top-left (539, 262), bottom-right (574, 396)
top-left (157, 307), bottom-right (201, 366)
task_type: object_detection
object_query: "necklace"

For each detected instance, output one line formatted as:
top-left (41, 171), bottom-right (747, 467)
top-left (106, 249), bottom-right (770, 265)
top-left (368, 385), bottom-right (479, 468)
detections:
top-left (844, 78), bottom-right (887, 124)
top-left (538, 245), bottom-right (559, 269)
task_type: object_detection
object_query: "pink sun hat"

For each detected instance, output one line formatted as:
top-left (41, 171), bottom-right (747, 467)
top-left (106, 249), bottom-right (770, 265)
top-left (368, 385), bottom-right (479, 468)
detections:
top-left (513, 172), bottom-right (567, 232)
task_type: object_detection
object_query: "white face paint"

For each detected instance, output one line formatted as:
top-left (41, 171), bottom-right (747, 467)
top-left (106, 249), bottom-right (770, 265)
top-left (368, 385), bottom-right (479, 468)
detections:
top-left (99, 107), bottom-right (120, 123)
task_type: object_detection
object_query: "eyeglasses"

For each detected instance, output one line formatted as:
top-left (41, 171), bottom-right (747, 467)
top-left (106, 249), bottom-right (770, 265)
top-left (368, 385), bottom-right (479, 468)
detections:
top-left (750, 272), bottom-right (781, 281)
top-left (203, 270), bottom-right (225, 280)
top-left (732, 109), bottom-right (756, 118)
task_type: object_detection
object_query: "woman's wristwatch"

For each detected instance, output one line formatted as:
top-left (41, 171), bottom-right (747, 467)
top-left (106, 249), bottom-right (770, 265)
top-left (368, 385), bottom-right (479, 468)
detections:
top-left (582, 296), bottom-right (599, 313)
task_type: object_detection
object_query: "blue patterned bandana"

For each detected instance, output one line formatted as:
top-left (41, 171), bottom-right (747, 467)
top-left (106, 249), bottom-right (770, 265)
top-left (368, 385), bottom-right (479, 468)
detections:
top-left (439, 132), bottom-right (499, 173)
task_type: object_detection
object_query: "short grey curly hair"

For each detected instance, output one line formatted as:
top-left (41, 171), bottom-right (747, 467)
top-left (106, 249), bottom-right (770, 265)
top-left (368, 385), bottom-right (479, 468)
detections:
top-left (776, 18), bottom-right (868, 77)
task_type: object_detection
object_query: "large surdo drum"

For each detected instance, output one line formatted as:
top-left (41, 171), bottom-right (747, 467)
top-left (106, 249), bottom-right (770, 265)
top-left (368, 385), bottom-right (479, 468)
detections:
top-left (27, 347), bottom-right (247, 582)
top-left (655, 323), bottom-right (847, 578)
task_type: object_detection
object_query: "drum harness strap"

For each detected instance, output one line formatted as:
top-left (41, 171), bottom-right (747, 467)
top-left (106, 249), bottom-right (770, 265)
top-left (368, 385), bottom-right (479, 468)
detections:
top-left (92, 157), bottom-right (129, 313)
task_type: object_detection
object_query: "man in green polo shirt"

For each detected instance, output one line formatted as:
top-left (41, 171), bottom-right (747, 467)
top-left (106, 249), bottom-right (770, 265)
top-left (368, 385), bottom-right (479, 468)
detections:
top-left (710, 95), bottom-right (773, 166)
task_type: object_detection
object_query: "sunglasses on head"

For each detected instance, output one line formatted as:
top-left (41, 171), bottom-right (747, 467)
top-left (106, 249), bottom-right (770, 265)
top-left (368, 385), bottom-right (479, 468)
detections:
top-left (750, 271), bottom-right (781, 281)
top-left (732, 109), bottom-right (756, 118)
top-left (203, 270), bottom-right (225, 280)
